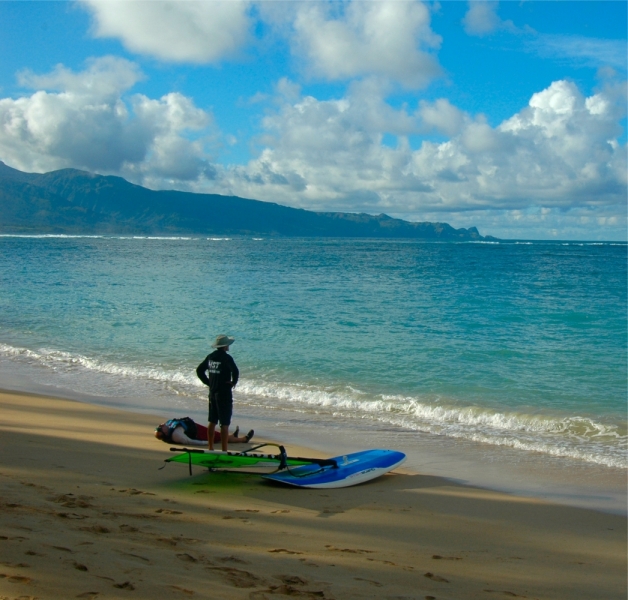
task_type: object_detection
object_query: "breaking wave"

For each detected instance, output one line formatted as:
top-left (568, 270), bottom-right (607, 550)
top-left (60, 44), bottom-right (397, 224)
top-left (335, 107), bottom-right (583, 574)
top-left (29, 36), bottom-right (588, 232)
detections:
top-left (1, 343), bottom-right (624, 469)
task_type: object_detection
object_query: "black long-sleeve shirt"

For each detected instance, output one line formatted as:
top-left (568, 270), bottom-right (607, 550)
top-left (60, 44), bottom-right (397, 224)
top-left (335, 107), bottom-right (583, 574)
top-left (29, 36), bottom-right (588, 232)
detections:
top-left (196, 349), bottom-right (239, 394)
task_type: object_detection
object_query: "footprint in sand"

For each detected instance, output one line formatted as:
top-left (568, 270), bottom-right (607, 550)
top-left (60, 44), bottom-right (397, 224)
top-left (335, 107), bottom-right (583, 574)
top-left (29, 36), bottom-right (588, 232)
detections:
top-left (113, 581), bottom-right (135, 591)
top-left (207, 566), bottom-right (266, 589)
top-left (1, 535), bottom-right (28, 542)
top-left (119, 552), bottom-right (152, 564)
top-left (354, 577), bottom-right (383, 587)
top-left (424, 572), bottom-right (449, 583)
top-left (277, 575), bottom-right (307, 585)
top-left (298, 559), bottom-right (320, 568)
top-left (56, 511), bottom-right (88, 520)
top-left (169, 585), bottom-right (195, 595)
top-left (366, 558), bottom-right (396, 566)
top-left (271, 509), bottom-right (290, 514)
top-left (21, 481), bottom-right (49, 490)
top-left (176, 553), bottom-right (198, 563)
top-left (156, 537), bottom-right (178, 546)
top-left (325, 545), bottom-right (373, 554)
top-left (268, 549), bottom-right (303, 555)
top-left (217, 555), bottom-right (248, 564)
top-left (113, 581), bottom-right (135, 590)
top-left (79, 525), bottom-right (110, 534)
top-left (73, 562), bottom-right (89, 571)
top-left (76, 592), bottom-right (100, 599)
top-left (116, 488), bottom-right (155, 496)
top-left (260, 584), bottom-right (330, 598)
top-left (51, 493), bottom-right (94, 508)
top-left (154, 508), bottom-right (182, 515)
top-left (432, 554), bottom-right (462, 560)
top-left (0, 573), bottom-right (32, 584)
top-left (483, 591), bottom-right (526, 598)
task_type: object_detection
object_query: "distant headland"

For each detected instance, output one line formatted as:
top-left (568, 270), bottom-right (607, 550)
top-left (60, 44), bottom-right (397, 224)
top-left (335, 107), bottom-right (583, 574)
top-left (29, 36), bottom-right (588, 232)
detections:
top-left (0, 161), bottom-right (498, 241)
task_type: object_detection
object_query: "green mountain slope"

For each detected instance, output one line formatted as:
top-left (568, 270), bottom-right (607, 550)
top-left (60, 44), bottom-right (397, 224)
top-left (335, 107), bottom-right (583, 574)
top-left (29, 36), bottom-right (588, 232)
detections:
top-left (0, 162), bottom-right (497, 240)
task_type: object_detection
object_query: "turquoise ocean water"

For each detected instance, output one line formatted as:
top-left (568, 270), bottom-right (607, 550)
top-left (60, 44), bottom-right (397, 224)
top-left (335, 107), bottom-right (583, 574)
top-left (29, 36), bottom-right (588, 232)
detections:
top-left (0, 235), bottom-right (626, 510)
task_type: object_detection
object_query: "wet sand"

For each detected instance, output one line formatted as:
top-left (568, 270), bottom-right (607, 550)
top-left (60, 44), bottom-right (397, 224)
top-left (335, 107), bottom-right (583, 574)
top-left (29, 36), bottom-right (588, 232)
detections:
top-left (0, 390), bottom-right (625, 600)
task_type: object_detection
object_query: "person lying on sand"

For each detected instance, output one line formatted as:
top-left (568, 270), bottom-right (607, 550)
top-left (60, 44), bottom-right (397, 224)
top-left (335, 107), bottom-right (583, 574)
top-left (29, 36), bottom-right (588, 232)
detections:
top-left (155, 417), bottom-right (254, 447)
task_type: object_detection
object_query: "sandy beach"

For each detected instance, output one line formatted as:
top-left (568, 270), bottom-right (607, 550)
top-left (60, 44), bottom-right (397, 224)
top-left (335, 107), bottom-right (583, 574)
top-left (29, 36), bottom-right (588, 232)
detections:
top-left (0, 390), bottom-right (625, 600)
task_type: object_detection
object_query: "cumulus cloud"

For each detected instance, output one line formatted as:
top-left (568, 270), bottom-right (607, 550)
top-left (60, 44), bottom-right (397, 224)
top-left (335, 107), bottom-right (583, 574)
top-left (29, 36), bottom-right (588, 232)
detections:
top-left (418, 98), bottom-right (466, 137)
top-left (1, 53), bottom-right (625, 239)
top-left (217, 78), bottom-right (625, 238)
top-left (80, 0), bottom-right (252, 63)
top-left (289, 0), bottom-right (442, 88)
top-left (81, 0), bottom-right (442, 87)
top-left (0, 57), bottom-right (216, 181)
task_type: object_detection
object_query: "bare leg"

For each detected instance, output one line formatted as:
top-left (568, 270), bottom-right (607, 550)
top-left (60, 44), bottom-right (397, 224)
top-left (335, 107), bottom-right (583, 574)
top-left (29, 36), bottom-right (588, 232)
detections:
top-left (208, 422), bottom-right (216, 450)
top-left (220, 425), bottom-right (229, 451)
top-left (228, 430), bottom-right (254, 443)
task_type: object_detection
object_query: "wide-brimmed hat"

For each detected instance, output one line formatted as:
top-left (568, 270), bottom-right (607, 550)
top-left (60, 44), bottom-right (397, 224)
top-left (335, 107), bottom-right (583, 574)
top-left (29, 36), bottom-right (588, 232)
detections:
top-left (212, 334), bottom-right (235, 348)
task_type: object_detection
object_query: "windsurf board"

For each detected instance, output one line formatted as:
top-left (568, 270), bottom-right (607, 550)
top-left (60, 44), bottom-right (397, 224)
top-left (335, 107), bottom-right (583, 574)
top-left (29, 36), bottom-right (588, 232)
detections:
top-left (262, 448), bottom-right (406, 489)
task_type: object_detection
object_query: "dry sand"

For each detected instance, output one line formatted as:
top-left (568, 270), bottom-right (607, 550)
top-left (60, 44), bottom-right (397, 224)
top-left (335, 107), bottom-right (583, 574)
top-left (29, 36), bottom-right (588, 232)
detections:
top-left (0, 390), bottom-right (625, 600)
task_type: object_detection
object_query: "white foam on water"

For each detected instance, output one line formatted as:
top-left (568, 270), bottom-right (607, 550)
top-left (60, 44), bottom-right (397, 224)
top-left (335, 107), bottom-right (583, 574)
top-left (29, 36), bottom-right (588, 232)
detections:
top-left (0, 234), bottom-right (105, 239)
top-left (3, 342), bottom-right (622, 469)
top-left (0, 343), bottom-right (200, 390)
top-left (237, 380), bottom-right (626, 469)
top-left (0, 234), bottom-right (207, 241)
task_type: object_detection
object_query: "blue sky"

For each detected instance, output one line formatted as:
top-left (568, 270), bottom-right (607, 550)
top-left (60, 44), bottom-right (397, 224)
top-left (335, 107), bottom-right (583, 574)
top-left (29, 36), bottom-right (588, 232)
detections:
top-left (1, 1), bottom-right (626, 240)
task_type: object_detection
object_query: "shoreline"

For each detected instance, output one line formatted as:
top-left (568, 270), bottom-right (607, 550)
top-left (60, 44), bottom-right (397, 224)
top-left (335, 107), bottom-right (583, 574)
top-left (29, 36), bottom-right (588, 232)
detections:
top-left (1, 371), bottom-right (626, 516)
top-left (0, 389), bottom-right (626, 599)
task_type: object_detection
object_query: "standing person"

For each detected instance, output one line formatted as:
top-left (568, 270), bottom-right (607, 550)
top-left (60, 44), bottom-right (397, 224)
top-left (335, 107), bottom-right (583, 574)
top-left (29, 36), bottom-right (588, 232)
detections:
top-left (196, 334), bottom-right (239, 451)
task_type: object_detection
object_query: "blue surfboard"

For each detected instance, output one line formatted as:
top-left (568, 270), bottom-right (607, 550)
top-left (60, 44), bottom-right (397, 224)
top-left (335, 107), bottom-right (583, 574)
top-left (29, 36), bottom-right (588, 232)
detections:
top-left (262, 449), bottom-right (406, 489)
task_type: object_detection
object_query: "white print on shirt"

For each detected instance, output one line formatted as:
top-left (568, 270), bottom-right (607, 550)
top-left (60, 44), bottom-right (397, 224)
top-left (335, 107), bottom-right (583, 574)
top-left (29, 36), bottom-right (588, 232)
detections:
top-left (207, 360), bottom-right (222, 374)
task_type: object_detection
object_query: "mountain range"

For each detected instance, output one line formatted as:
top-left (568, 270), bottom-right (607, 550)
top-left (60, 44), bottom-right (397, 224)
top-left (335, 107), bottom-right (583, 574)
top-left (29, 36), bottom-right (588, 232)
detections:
top-left (0, 161), bottom-right (497, 241)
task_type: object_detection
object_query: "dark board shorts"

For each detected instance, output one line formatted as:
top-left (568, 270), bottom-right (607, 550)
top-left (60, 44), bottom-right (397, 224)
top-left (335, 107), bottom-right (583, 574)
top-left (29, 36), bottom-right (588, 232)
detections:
top-left (208, 391), bottom-right (233, 427)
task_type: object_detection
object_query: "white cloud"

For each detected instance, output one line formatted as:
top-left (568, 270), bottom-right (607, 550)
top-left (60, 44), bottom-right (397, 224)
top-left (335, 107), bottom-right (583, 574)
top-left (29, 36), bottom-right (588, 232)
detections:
top-left (81, 0), bottom-right (442, 88)
top-left (529, 34), bottom-right (628, 71)
top-left (1, 55), bottom-right (625, 240)
top-left (418, 98), bottom-right (466, 137)
top-left (463, 1), bottom-right (501, 36)
top-left (0, 57), bottom-right (216, 181)
top-left (80, 0), bottom-right (252, 63)
top-left (462, 1), bottom-right (516, 37)
top-left (18, 55), bottom-right (143, 98)
top-left (213, 78), bottom-right (625, 239)
top-left (289, 0), bottom-right (442, 88)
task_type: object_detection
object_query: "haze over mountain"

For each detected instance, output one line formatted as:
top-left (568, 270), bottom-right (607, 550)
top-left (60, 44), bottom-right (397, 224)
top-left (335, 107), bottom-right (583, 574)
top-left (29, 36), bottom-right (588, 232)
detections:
top-left (0, 162), bottom-right (496, 241)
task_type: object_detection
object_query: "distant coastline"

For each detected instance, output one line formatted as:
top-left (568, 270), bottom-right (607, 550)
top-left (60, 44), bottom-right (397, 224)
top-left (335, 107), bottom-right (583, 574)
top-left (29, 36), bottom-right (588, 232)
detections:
top-left (0, 161), bottom-right (498, 241)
